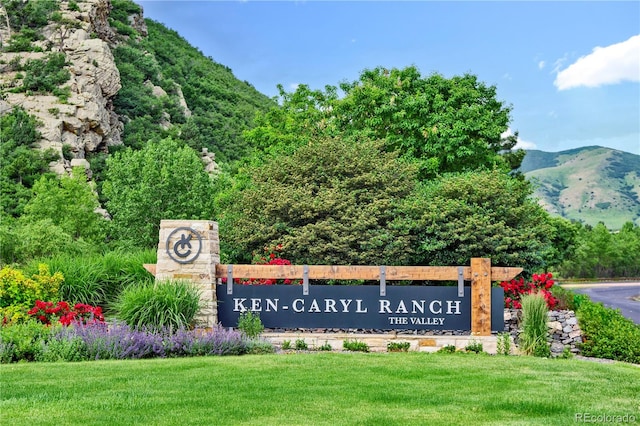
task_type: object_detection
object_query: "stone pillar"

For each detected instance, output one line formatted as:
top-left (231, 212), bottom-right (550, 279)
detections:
top-left (156, 220), bottom-right (219, 328)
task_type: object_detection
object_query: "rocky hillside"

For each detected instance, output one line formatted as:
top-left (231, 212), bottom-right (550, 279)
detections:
top-left (0, 0), bottom-right (273, 180)
top-left (521, 146), bottom-right (640, 230)
top-left (0, 0), bottom-right (129, 175)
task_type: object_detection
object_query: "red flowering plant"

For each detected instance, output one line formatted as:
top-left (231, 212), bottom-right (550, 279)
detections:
top-left (500, 273), bottom-right (558, 310)
top-left (28, 300), bottom-right (105, 326)
top-left (222, 244), bottom-right (302, 286)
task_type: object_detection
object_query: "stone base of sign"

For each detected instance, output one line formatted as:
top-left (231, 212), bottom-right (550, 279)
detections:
top-left (155, 220), bottom-right (220, 328)
top-left (261, 332), bottom-right (502, 354)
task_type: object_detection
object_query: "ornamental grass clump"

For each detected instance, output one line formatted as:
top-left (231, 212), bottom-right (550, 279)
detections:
top-left (113, 280), bottom-right (201, 331)
top-left (519, 293), bottom-right (550, 357)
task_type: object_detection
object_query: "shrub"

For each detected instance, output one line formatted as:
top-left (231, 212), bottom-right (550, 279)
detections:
top-left (464, 340), bottom-right (484, 354)
top-left (245, 340), bottom-right (275, 354)
top-left (0, 264), bottom-right (62, 323)
top-left (0, 319), bottom-right (54, 362)
top-left (35, 335), bottom-right (86, 362)
top-left (237, 311), bottom-right (264, 339)
top-left (496, 332), bottom-right (512, 356)
top-left (10, 219), bottom-right (87, 263)
top-left (387, 341), bottom-right (411, 352)
top-left (577, 299), bottom-right (640, 364)
top-left (281, 339), bottom-right (292, 350)
top-left (113, 281), bottom-right (201, 331)
top-left (437, 345), bottom-right (457, 354)
top-left (519, 293), bottom-right (550, 357)
top-left (14, 53), bottom-right (70, 95)
top-left (343, 339), bottom-right (369, 352)
top-left (3, 0), bottom-right (59, 30)
top-left (295, 339), bottom-right (308, 350)
top-left (318, 341), bottom-right (332, 351)
top-left (5, 28), bottom-right (41, 52)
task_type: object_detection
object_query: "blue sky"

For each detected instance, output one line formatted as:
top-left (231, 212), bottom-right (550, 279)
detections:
top-left (137, 1), bottom-right (640, 155)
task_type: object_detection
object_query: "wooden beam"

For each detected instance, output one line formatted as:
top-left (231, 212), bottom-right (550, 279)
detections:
top-left (471, 258), bottom-right (492, 336)
top-left (214, 264), bottom-right (522, 282)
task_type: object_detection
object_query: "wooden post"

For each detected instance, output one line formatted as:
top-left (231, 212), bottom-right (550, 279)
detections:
top-left (471, 257), bottom-right (491, 336)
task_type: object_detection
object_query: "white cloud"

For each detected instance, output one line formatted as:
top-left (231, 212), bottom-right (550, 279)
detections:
top-left (289, 83), bottom-right (300, 91)
top-left (502, 129), bottom-right (537, 150)
top-left (538, 60), bottom-right (545, 70)
top-left (554, 34), bottom-right (640, 90)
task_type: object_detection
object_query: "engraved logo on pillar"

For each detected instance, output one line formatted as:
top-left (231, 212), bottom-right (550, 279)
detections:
top-left (166, 227), bottom-right (202, 264)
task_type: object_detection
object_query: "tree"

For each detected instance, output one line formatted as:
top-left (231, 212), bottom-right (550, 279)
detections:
top-left (244, 66), bottom-right (524, 179)
top-left (613, 222), bottom-right (640, 277)
top-left (404, 169), bottom-right (555, 273)
top-left (540, 216), bottom-right (579, 273)
top-left (103, 137), bottom-right (215, 249)
top-left (21, 167), bottom-right (107, 244)
top-left (219, 136), bottom-right (418, 265)
top-left (560, 221), bottom-right (640, 278)
top-left (334, 67), bottom-right (523, 178)
top-left (243, 84), bottom-right (337, 156)
top-left (0, 107), bottom-right (57, 218)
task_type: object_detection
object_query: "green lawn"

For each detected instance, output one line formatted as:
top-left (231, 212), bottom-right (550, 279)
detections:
top-left (1, 353), bottom-right (638, 426)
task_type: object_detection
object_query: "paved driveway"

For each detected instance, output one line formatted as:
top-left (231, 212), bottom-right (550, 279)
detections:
top-left (566, 283), bottom-right (640, 325)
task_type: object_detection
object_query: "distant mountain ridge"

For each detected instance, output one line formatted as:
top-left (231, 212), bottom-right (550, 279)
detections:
top-left (521, 146), bottom-right (640, 230)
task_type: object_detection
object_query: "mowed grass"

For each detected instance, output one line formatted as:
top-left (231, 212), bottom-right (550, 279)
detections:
top-left (1, 353), bottom-right (638, 426)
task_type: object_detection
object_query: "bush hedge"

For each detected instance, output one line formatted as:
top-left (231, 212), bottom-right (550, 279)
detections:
top-left (577, 299), bottom-right (640, 364)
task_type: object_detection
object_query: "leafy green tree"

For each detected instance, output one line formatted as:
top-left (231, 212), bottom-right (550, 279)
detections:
top-left (21, 167), bottom-right (107, 244)
top-left (613, 222), bottom-right (640, 277)
top-left (540, 216), bottom-right (579, 273)
top-left (560, 221), bottom-right (640, 278)
top-left (245, 66), bottom-right (524, 179)
top-left (404, 169), bottom-right (554, 273)
top-left (219, 136), bottom-right (418, 265)
top-left (103, 137), bottom-right (215, 249)
top-left (243, 84), bottom-right (336, 155)
top-left (334, 67), bottom-right (523, 177)
top-left (0, 107), bottom-right (57, 218)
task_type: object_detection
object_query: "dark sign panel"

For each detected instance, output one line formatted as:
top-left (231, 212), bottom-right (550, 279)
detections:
top-left (217, 285), bottom-right (504, 331)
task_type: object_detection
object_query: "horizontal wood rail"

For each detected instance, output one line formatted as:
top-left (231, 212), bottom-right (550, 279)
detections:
top-left (214, 264), bottom-right (522, 282)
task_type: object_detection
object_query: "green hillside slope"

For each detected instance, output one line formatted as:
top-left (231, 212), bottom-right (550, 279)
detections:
top-left (522, 146), bottom-right (640, 230)
top-left (110, 9), bottom-right (275, 163)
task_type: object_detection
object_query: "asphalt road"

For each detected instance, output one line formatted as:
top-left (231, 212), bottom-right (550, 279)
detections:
top-left (568, 283), bottom-right (640, 325)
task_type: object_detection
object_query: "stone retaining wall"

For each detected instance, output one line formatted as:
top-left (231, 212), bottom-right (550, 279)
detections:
top-left (262, 331), bottom-right (499, 354)
top-left (504, 309), bottom-right (583, 356)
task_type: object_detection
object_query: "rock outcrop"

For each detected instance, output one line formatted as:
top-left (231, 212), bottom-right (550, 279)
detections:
top-left (0, 0), bottom-right (146, 175)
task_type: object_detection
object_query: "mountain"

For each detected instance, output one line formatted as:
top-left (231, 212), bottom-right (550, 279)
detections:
top-left (521, 146), bottom-right (640, 230)
top-left (0, 0), bottom-right (274, 179)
